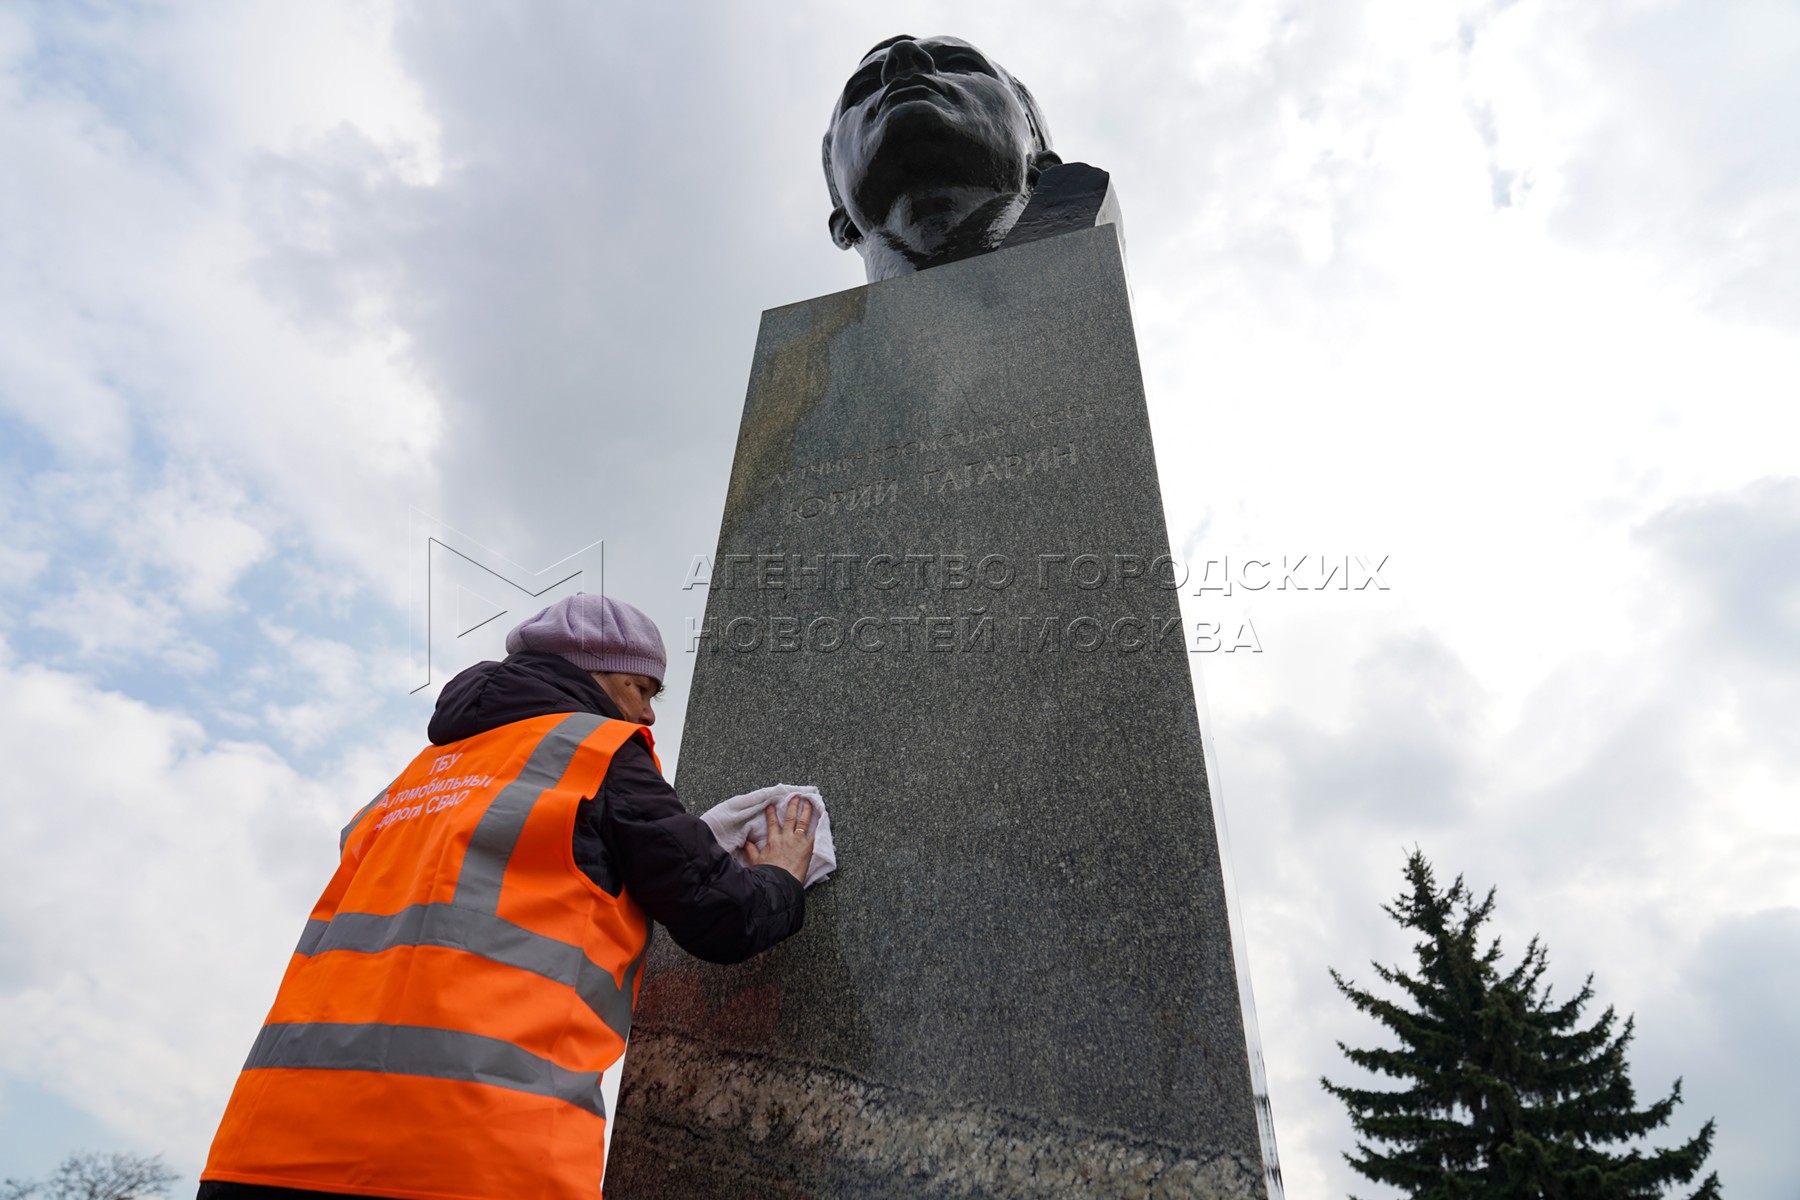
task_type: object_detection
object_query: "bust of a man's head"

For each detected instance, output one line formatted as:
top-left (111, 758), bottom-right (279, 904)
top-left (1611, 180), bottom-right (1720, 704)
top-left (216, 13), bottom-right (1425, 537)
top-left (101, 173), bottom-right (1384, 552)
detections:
top-left (823, 36), bottom-right (1061, 282)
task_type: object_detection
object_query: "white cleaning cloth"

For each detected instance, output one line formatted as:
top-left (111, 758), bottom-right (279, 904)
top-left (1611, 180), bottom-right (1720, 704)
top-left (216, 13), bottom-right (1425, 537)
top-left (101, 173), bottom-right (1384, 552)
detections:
top-left (701, 784), bottom-right (836, 889)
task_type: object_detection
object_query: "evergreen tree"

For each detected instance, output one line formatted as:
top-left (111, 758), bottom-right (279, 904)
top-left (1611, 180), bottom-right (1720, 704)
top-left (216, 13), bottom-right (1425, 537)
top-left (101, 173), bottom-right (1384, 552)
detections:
top-left (1322, 851), bottom-right (1720, 1199)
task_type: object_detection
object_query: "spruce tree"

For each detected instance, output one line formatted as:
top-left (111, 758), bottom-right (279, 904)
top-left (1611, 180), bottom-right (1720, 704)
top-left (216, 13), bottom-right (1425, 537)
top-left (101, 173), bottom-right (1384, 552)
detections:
top-left (1322, 851), bottom-right (1720, 1199)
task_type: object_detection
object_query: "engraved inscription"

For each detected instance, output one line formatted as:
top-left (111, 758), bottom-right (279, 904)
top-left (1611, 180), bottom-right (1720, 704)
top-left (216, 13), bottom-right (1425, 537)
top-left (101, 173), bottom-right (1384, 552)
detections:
top-left (764, 402), bottom-right (1096, 495)
top-left (923, 442), bottom-right (1075, 497)
top-left (786, 478), bottom-right (900, 523)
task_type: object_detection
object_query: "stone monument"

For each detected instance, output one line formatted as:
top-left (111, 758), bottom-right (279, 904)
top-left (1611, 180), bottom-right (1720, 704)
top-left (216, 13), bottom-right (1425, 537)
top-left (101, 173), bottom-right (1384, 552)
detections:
top-left (609, 36), bottom-right (1276, 1199)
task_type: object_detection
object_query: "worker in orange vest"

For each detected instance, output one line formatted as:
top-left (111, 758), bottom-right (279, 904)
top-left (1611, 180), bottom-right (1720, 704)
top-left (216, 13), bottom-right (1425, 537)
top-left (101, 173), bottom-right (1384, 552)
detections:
top-left (198, 592), bottom-right (817, 1200)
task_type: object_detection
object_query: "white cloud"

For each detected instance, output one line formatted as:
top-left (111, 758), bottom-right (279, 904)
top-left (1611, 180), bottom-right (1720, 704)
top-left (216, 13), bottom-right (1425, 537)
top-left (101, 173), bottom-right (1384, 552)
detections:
top-left (119, 467), bottom-right (273, 612)
top-left (0, 543), bottom-right (47, 592)
top-left (0, 1), bottom-right (445, 610)
top-left (1241, 629), bottom-right (1488, 827)
top-left (0, 645), bottom-right (416, 1174)
top-left (27, 582), bottom-right (202, 669)
top-left (1654, 907), bottom-right (1800, 1199)
top-left (250, 621), bottom-right (416, 750)
top-left (1639, 476), bottom-right (1800, 671)
top-left (1532, 0), bottom-right (1800, 331)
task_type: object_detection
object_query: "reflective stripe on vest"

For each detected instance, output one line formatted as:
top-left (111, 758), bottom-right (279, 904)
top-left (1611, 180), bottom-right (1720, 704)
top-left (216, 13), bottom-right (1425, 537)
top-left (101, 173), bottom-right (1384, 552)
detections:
top-left (338, 785), bottom-right (387, 853)
top-left (203, 710), bottom-right (654, 1200)
top-left (453, 712), bottom-right (601, 907)
top-left (292, 902), bottom-right (649, 1044)
top-left (245, 1022), bottom-right (609, 1119)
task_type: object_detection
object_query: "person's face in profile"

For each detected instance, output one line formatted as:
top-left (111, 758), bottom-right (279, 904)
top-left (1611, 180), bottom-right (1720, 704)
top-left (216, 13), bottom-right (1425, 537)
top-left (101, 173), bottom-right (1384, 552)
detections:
top-left (826, 36), bottom-right (1038, 237)
top-left (593, 671), bottom-right (660, 726)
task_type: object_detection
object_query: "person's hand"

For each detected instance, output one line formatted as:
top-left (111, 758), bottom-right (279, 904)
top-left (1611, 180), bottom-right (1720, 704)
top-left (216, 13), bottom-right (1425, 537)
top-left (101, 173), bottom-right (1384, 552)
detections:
top-left (743, 796), bottom-right (816, 884)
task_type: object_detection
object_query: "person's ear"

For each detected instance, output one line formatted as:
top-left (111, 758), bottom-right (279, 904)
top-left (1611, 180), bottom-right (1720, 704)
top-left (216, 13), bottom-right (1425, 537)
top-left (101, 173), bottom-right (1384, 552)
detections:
top-left (1025, 149), bottom-right (1063, 189)
top-left (829, 206), bottom-right (862, 250)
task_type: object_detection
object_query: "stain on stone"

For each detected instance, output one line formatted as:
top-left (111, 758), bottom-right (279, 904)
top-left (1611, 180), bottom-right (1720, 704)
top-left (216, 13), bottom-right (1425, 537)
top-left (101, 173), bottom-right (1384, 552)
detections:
top-left (609, 1031), bottom-right (1265, 1200)
top-left (718, 287), bottom-right (869, 550)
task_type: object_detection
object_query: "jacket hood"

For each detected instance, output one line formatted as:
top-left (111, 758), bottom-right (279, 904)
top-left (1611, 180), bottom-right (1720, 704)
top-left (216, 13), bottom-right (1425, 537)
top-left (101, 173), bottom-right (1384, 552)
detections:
top-left (428, 651), bottom-right (623, 746)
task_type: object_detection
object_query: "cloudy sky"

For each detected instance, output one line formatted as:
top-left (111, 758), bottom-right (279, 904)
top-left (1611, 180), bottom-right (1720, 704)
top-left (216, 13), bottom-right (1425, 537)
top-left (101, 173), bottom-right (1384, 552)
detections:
top-left (1, 1), bottom-right (1794, 1196)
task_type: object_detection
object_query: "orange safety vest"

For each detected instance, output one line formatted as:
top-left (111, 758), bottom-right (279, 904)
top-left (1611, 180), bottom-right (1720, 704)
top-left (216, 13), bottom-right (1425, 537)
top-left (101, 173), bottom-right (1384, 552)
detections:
top-left (203, 711), bottom-right (654, 1200)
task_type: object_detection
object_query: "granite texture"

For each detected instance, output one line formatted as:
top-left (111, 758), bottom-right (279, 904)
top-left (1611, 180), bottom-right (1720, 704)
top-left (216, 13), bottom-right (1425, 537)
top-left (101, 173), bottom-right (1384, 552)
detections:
top-left (609, 224), bottom-right (1267, 1198)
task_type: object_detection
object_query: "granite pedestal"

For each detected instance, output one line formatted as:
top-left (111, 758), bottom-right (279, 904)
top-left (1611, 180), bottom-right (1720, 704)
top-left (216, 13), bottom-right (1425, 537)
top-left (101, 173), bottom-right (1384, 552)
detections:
top-left (609, 224), bottom-right (1269, 1199)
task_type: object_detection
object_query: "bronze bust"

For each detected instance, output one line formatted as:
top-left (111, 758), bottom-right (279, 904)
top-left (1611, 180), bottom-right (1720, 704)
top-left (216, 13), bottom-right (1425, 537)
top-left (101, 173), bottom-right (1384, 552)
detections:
top-left (823, 35), bottom-right (1113, 283)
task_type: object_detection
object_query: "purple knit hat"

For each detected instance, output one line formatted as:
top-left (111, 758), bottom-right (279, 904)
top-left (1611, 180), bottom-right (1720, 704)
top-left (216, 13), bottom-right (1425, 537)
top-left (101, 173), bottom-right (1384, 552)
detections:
top-left (504, 593), bottom-right (666, 683)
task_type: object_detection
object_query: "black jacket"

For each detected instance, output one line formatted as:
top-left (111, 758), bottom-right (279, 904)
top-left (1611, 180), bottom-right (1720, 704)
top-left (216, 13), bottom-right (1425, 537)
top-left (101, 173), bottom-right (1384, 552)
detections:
top-left (424, 651), bottom-right (804, 963)
top-left (198, 652), bottom-right (803, 1200)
